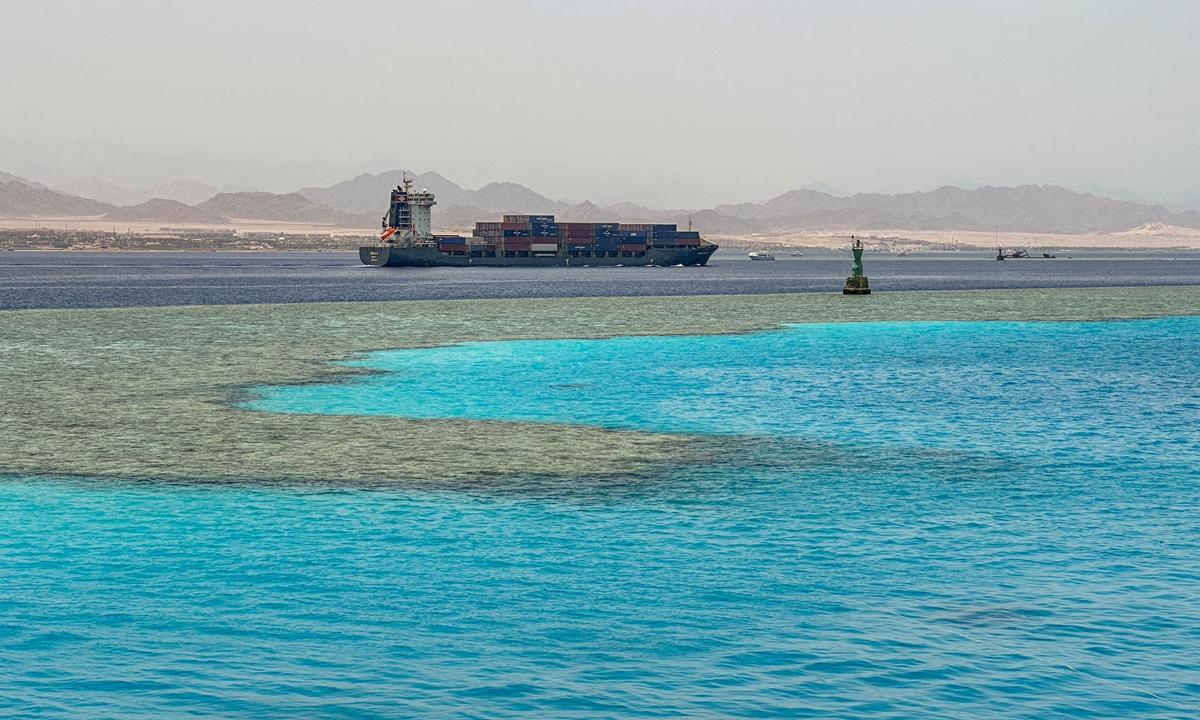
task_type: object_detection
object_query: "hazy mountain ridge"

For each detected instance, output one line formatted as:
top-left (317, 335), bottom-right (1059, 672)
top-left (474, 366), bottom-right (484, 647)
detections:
top-left (0, 180), bottom-right (113, 216)
top-left (195, 192), bottom-right (369, 226)
top-left (4, 167), bottom-right (1200, 235)
top-left (105, 198), bottom-right (229, 224)
top-left (0, 171), bottom-right (48, 190)
top-left (55, 177), bottom-right (226, 206)
top-left (298, 171), bottom-right (571, 216)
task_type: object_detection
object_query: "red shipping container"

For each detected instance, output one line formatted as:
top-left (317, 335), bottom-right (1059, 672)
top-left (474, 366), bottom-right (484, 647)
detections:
top-left (619, 243), bottom-right (646, 252)
top-left (500, 222), bottom-right (528, 231)
top-left (676, 238), bottom-right (700, 246)
top-left (503, 240), bottom-right (532, 250)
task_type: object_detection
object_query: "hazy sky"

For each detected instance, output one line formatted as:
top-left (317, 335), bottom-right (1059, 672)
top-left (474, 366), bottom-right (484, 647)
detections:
top-left (2, 0), bottom-right (1198, 207)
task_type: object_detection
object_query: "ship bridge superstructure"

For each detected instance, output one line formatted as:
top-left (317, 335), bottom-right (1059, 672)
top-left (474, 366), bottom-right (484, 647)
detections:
top-left (379, 177), bottom-right (436, 245)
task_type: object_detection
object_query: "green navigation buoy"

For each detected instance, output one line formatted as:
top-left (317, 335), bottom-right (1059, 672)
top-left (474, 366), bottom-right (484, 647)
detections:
top-left (843, 235), bottom-right (871, 295)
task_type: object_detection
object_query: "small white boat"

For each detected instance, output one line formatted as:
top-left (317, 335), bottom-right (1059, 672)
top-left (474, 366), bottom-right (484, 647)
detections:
top-left (790, 251), bottom-right (804, 257)
top-left (748, 252), bottom-right (776, 261)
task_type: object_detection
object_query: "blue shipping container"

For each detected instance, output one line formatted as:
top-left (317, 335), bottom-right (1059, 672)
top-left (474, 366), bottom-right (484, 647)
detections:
top-left (530, 215), bottom-right (555, 222)
top-left (503, 229), bottom-right (531, 237)
top-left (619, 230), bottom-right (647, 238)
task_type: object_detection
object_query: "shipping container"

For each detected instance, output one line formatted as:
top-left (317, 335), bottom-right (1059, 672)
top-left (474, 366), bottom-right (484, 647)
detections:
top-left (530, 215), bottom-right (555, 222)
top-left (530, 242), bottom-right (558, 252)
top-left (676, 231), bottom-right (700, 239)
top-left (619, 230), bottom-right (647, 238)
top-left (500, 221), bottom-right (527, 230)
top-left (619, 243), bottom-right (647, 252)
top-left (503, 229), bottom-right (531, 237)
top-left (676, 238), bottom-right (700, 246)
top-left (503, 215), bottom-right (530, 223)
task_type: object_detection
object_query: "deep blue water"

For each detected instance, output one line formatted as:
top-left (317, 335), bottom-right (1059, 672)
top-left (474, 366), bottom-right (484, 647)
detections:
top-left (5, 318), bottom-right (1200, 717)
top-left (3, 250), bottom-right (1200, 308)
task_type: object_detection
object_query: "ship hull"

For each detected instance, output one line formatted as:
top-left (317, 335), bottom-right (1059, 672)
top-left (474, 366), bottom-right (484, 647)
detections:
top-left (360, 244), bottom-right (716, 268)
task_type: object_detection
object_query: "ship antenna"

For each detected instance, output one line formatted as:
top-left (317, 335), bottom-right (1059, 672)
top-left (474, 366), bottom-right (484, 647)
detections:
top-left (688, 214), bottom-right (693, 232)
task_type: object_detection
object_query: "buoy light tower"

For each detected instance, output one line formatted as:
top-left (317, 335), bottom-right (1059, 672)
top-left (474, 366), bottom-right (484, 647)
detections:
top-left (843, 235), bottom-right (871, 295)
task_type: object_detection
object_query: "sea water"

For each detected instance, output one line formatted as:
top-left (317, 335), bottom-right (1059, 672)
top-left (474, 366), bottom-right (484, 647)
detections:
top-left (4, 250), bottom-right (1200, 309)
top-left (4, 318), bottom-right (1199, 717)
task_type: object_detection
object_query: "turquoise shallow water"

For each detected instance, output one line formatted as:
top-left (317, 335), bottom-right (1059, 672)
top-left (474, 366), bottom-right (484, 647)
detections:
top-left (5, 318), bottom-right (1200, 717)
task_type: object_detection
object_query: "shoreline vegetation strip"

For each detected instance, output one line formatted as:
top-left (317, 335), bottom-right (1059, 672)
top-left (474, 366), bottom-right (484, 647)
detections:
top-left (2, 286), bottom-right (1199, 484)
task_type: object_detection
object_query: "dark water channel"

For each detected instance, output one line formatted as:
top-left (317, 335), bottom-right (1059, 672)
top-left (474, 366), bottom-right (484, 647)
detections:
top-left (2, 250), bottom-right (1199, 309)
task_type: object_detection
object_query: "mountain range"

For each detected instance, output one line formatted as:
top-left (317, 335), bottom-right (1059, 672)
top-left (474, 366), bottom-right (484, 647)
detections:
top-left (3, 168), bottom-right (1199, 235)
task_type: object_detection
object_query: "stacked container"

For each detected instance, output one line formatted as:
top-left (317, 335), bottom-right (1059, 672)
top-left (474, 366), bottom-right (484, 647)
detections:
top-left (593, 223), bottom-right (620, 254)
top-left (557, 222), bottom-right (593, 253)
top-left (650, 224), bottom-right (678, 246)
top-left (435, 235), bottom-right (467, 253)
top-left (618, 228), bottom-right (647, 252)
top-left (529, 216), bottom-right (558, 253)
top-left (468, 217), bottom-right (697, 256)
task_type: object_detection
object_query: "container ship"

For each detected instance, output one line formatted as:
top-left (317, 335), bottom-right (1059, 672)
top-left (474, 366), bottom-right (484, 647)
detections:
top-left (360, 179), bottom-right (717, 267)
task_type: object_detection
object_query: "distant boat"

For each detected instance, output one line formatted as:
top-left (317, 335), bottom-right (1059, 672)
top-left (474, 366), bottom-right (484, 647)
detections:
top-left (1042, 253), bottom-right (1056, 258)
top-left (748, 252), bottom-right (776, 261)
top-left (896, 251), bottom-right (908, 256)
top-left (790, 251), bottom-right (804, 257)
